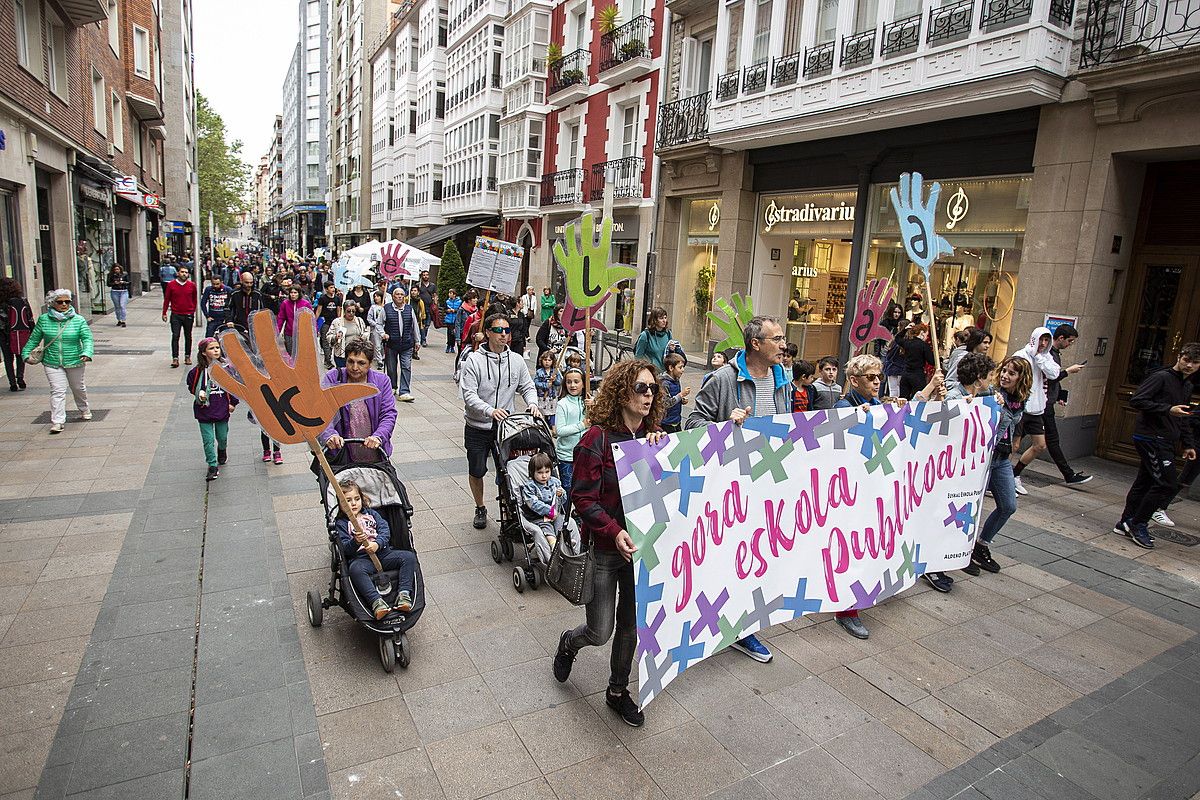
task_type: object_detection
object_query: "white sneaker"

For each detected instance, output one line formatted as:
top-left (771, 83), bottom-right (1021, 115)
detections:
top-left (1151, 509), bottom-right (1176, 527)
top-left (81, 411), bottom-right (93, 421)
top-left (398, 393), bottom-right (415, 402)
top-left (49, 423), bottom-right (63, 434)
top-left (1013, 476), bottom-right (1028, 496)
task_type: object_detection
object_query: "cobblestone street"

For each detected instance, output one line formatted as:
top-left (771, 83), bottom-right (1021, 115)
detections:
top-left (1, 293), bottom-right (1199, 800)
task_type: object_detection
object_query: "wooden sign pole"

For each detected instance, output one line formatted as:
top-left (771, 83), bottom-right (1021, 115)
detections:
top-left (308, 438), bottom-right (389, 584)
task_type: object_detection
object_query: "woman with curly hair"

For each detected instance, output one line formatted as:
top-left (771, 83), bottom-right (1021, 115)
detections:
top-left (0, 278), bottom-right (34, 391)
top-left (551, 358), bottom-right (666, 727)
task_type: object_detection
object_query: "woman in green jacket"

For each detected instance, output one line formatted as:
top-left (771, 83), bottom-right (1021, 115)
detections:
top-left (22, 289), bottom-right (93, 434)
top-left (540, 287), bottom-right (557, 323)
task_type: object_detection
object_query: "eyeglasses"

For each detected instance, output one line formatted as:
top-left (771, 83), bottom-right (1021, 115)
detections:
top-left (634, 381), bottom-right (660, 397)
top-left (862, 373), bottom-right (882, 382)
top-left (756, 335), bottom-right (787, 343)
top-left (52, 299), bottom-right (71, 305)
top-left (488, 327), bottom-right (511, 334)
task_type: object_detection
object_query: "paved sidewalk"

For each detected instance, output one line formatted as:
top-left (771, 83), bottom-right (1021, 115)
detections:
top-left (0, 295), bottom-right (1197, 799)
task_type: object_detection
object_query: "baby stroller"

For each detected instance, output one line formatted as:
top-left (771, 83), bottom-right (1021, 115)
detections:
top-left (306, 439), bottom-right (426, 673)
top-left (490, 413), bottom-right (578, 593)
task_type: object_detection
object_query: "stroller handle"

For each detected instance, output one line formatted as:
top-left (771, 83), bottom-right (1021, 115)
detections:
top-left (322, 437), bottom-right (388, 466)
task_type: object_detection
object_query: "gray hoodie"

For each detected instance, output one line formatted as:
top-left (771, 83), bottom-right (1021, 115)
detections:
top-left (1015, 326), bottom-right (1061, 416)
top-left (460, 344), bottom-right (538, 430)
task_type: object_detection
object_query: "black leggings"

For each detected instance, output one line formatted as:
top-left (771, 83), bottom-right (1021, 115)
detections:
top-left (0, 341), bottom-right (24, 387)
top-left (170, 313), bottom-right (194, 359)
top-left (260, 432), bottom-right (280, 453)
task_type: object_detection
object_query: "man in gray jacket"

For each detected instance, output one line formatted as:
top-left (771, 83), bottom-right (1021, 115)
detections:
top-left (461, 312), bottom-right (540, 529)
top-left (686, 315), bottom-right (791, 664)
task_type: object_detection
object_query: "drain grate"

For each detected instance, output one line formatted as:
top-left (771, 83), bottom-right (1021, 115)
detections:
top-left (1153, 528), bottom-right (1200, 547)
top-left (32, 409), bottom-right (111, 424)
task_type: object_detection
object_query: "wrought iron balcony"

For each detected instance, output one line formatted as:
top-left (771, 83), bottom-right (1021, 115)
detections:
top-left (804, 42), bottom-right (835, 78)
top-left (743, 60), bottom-right (769, 92)
top-left (716, 71), bottom-right (740, 100)
top-left (589, 157), bottom-right (646, 201)
top-left (548, 49), bottom-right (589, 97)
top-left (600, 15), bottom-right (654, 72)
top-left (1048, 0), bottom-right (1074, 26)
top-left (773, 51), bottom-right (802, 86)
top-left (928, 0), bottom-right (976, 45)
top-left (882, 14), bottom-right (922, 56)
top-left (656, 92), bottom-right (710, 148)
top-left (981, 0), bottom-right (1034, 27)
top-left (540, 169), bottom-right (586, 206)
top-left (1080, 0), bottom-right (1193, 65)
top-left (841, 28), bottom-right (877, 67)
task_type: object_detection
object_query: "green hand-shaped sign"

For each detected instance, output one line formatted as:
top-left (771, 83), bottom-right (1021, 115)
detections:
top-left (707, 293), bottom-right (755, 352)
top-left (552, 213), bottom-right (636, 308)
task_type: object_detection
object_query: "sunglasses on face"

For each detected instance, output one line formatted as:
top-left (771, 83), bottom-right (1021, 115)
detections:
top-left (52, 299), bottom-right (71, 305)
top-left (489, 327), bottom-right (511, 334)
top-left (634, 381), bottom-right (660, 397)
top-left (862, 373), bottom-right (881, 382)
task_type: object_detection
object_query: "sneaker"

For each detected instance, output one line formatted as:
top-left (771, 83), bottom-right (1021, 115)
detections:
top-left (171, 358), bottom-right (179, 368)
top-left (553, 630), bottom-right (576, 683)
top-left (205, 466), bottom-right (219, 482)
top-left (372, 598), bottom-right (391, 620)
top-left (1151, 509), bottom-right (1176, 528)
top-left (473, 506), bottom-right (488, 529)
top-left (835, 614), bottom-right (870, 639)
top-left (1113, 519), bottom-right (1131, 536)
top-left (217, 449), bottom-right (228, 465)
top-left (1129, 523), bottom-right (1155, 550)
top-left (412, 353), bottom-right (421, 360)
top-left (605, 689), bottom-right (644, 727)
top-left (972, 543), bottom-right (1001, 574)
top-left (923, 571), bottom-right (953, 592)
top-left (262, 450), bottom-right (271, 463)
top-left (961, 561), bottom-right (981, 576)
top-left (81, 411), bottom-right (93, 421)
top-left (393, 591), bottom-right (413, 613)
top-left (1013, 476), bottom-right (1028, 496)
top-left (184, 357), bottom-right (192, 366)
top-left (398, 393), bottom-right (415, 402)
top-left (273, 451), bottom-right (283, 465)
top-left (1065, 473), bottom-right (1093, 486)
top-left (730, 634), bottom-right (773, 663)
top-left (49, 423), bottom-right (63, 434)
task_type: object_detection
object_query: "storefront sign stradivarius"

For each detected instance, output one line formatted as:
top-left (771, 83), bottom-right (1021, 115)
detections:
top-left (763, 200), bottom-right (855, 233)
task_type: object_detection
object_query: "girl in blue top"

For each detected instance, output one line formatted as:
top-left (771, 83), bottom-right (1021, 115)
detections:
top-left (443, 289), bottom-right (462, 353)
top-left (554, 368), bottom-right (589, 507)
top-left (535, 350), bottom-right (563, 426)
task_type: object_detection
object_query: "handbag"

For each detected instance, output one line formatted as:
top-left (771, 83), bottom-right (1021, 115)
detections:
top-left (546, 527), bottom-right (594, 606)
top-left (26, 319), bottom-right (67, 366)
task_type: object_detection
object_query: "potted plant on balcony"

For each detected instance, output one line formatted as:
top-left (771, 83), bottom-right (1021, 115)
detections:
top-left (620, 39), bottom-right (646, 59)
top-left (547, 41), bottom-right (563, 69)
top-left (562, 68), bottom-right (585, 84)
top-left (598, 3), bottom-right (621, 34)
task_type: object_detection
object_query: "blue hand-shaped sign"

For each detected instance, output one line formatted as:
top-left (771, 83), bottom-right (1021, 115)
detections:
top-left (888, 172), bottom-right (954, 282)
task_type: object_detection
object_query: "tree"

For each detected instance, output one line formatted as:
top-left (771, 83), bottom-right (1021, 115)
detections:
top-left (438, 239), bottom-right (467, 299)
top-left (197, 92), bottom-right (250, 235)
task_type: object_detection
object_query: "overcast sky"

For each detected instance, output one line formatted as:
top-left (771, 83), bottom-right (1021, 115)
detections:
top-left (194, 0), bottom-right (298, 167)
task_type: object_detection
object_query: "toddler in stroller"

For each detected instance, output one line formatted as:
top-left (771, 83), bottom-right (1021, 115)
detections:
top-left (334, 479), bottom-right (417, 620)
top-left (519, 453), bottom-right (566, 564)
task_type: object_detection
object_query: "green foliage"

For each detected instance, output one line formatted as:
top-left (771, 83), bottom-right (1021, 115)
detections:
top-left (694, 261), bottom-right (715, 316)
top-left (547, 41), bottom-right (563, 67)
top-left (707, 293), bottom-right (755, 352)
top-left (196, 92), bottom-right (250, 234)
top-left (438, 239), bottom-right (467, 298)
top-left (598, 3), bottom-right (621, 33)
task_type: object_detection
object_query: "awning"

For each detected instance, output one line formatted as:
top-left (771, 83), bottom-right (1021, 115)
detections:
top-left (125, 91), bottom-right (164, 123)
top-left (58, 0), bottom-right (106, 26)
top-left (406, 220), bottom-right (485, 250)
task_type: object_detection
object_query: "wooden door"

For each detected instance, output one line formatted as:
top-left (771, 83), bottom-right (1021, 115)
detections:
top-left (1096, 252), bottom-right (1200, 462)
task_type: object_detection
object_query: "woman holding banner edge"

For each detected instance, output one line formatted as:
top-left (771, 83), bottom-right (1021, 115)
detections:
top-left (552, 358), bottom-right (667, 726)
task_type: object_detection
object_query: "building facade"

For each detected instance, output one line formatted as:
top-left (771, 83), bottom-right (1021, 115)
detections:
top-left (652, 0), bottom-right (1200, 463)
top-left (160, 0), bottom-right (197, 264)
top-left (266, 113), bottom-right (283, 252)
top-left (280, 0), bottom-right (328, 255)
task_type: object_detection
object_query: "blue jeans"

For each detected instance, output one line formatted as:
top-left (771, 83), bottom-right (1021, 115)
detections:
top-left (979, 457), bottom-right (1017, 544)
top-left (347, 548), bottom-right (416, 606)
top-left (110, 290), bottom-right (129, 322)
top-left (420, 318), bottom-right (431, 346)
top-left (385, 346), bottom-right (413, 394)
top-left (559, 461), bottom-right (574, 508)
top-left (567, 548), bottom-right (636, 694)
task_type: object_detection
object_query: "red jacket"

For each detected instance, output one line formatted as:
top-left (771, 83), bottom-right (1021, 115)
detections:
top-left (163, 279), bottom-right (197, 315)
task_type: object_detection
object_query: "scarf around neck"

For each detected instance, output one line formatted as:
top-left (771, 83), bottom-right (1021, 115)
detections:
top-left (49, 307), bottom-right (76, 322)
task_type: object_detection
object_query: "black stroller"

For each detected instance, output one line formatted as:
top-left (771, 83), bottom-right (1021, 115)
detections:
top-left (306, 440), bottom-right (426, 673)
top-left (489, 414), bottom-right (578, 593)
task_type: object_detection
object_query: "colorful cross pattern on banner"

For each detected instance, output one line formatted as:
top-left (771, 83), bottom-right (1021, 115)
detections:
top-left (613, 399), bottom-right (1000, 707)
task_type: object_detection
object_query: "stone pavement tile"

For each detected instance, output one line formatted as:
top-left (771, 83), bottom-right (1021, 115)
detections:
top-left (194, 644), bottom-right (288, 707)
top-left (328, 747), bottom-right (446, 800)
top-left (459, 621), bottom-right (545, 672)
top-left (710, 646), bottom-right (814, 697)
top-left (476, 777), bottom-right (558, 800)
top-left (825, 719), bottom-right (945, 800)
top-left (1022, 593), bottom-right (1105, 630)
top-left (769, 630), bottom-right (841, 676)
top-left (0, 560), bottom-right (46, 589)
top-left (917, 625), bottom-right (1009, 675)
top-left (115, 567), bottom-right (200, 604)
top-left (1080, 617), bottom-right (1172, 662)
top-left (907, 696), bottom-right (999, 752)
top-left (860, 600), bottom-right (951, 640)
top-left (1072, 701), bottom-right (1197, 777)
top-left (757, 744), bottom-right (884, 800)
top-left (481, 656), bottom-right (580, 719)
top-left (820, 666), bottom-right (906, 721)
top-left (990, 602), bottom-right (1075, 644)
top-left (0, 637), bottom-right (85, 690)
top-left (426, 720), bottom-right (537, 800)
top-left (884, 706), bottom-right (976, 770)
top-left (316, 696), bottom-right (418, 772)
top-left (1049, 581), bottom-right (1129, 617)
top-left (510, 697), bottom-right (620, 774)
top-left (949, 579), bottom-right (1020, 615)
top-left (1, 602), bottom-right (101, 647)
top-left (188, 737), bottom-right (303, 800)
top-left (873, 642), bottom-right (970, 693)
top-left (63, 711), bottom-right (188, 795)
top-left (71, 665), bottom-right (192, 731)
top-left (64, 513), bottom-right (133, 536)
top-left (1110, 606), bottom-right (1194, 646)
top-left (764, 675), bottom-right (873, 745)
top-left (1051, 628), bottom-right (1146, 675)
top-left (50, 531), bottom-right (124, 558)
top-left (53, 769), bottom-right (183, 800)
top-left (977, 659), bottom-right (1080, 718)
top-left (688, 694), bottom-right (815, 773)
top-left (904, 591), bottom-right (985, 627)
top-left (0, 539), bottom-right (58, 564)
top-left (627, 719), bottom-right (748, 800)
top-left (583, 688), bottom-right (694, 746)
top-left (934, 675), bottom-right (1045, 739)
top-left (663, 656), bottom-right (759, 716)
top-left (405, 674), bottom-right (505, 743)
top-left (192, 685), bottom-right (295, 762)
top-left (1028, 730), bottom-right (1158, 800)
top-left (795, 619), bottom-right (875, 664)
top-left (0, 726), bottom-right (55, 796)
top-left (391, 633), bottom-right (479, 694)
top-left (971, 767), bottom-right (1054, 800)
top-left (107, 595), bottom-right (192, 640)
top-left (1001, 563), bottom-right (1071, 591)
top-left (0, 677), bottom-right (72, 734)
top-left (848, 656), bottom-right (929, 706)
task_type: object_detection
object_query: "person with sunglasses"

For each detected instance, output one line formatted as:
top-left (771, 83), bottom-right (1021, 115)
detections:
top-left (460, 312), bottom-right (540, 530)
top-left (22, 289), bottom-right (93, 434)
top-left (686, 315), bottom-right (792, 664)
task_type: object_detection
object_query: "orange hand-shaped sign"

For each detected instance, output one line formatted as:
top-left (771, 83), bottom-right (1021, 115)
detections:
top-left (211, 309), bottom-right (378, 445)
top-left (378, 242), bottom-right (410, 281)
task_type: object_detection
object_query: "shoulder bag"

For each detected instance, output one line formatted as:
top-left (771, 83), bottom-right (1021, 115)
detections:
top-left (25, 319), bottom-right (67, 366)
top-left (546, 431), bottom-right (605, 606)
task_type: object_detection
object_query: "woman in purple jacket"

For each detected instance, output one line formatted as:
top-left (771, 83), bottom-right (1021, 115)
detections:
top-left (187, 337), bottom-right (239, 482)
top-left (318, 339), bottom-right (397, 462)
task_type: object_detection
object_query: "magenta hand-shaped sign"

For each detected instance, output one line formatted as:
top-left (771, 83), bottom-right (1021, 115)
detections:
top-left (562, 292), bottom-right (610, 334)
top-left (378, 242), bottom-right (410, 280)
top-left (849, 277), bottom-right (896, 351)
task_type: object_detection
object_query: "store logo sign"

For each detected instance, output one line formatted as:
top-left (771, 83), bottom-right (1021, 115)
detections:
top-left (114, 175), bottom-right (138, 195)
top-left (945, 186), bottom-right (969, 229)
top-left (792, 265), bottom-right (818, 278)
top-left (708, 203), bottom-right (720, 231)
top-left (763, 200), bottom-right (854, 233)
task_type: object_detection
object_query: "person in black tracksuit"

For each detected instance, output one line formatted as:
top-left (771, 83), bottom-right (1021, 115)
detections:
top-left (1115, 342), bottom-right (1200, 548)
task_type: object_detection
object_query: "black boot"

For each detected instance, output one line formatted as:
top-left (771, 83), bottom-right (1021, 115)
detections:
top-left (217, 449), bottom-right (228, 465)
top-left (206, 466), bottom-right (219, 481)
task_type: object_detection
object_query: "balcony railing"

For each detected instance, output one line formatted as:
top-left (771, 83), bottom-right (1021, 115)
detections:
top-left (590, 157), bottom-right (646, 201)
top-left (716, 70), bottom-right (740, 100)
top-left (549, 49), bottom-right (589, 96)
top-left (1080, 0), bottom-right (1194, 65)
top-left (600, 15), bottom-right (654, 72)
top-left (841, 28), bottom-right (877, 66)
top-left (982, 0), bottom-right (1034, 27)
top-left (773, 51), bottom-right (802, 85)
top-left (928, 0), bottom-right (976, 44)
top-left (656, 92), bottom-right (710, 148)
top-left (743, 60), bottom-right (769, 92)
top-left (541, 169), bottom-right (586, 205)
top-left (882, 13), bottom-right (922, 56)
top-left (804, 42), bottom-right (835, 77)
top-left (1048, 0), bottom-right (1075, 25)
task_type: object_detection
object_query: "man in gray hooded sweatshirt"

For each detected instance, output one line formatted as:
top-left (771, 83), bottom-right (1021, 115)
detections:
top-left (461, 312), bottom-right (540, 529)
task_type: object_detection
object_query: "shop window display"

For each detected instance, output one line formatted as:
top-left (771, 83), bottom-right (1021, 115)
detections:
top-left (76, 203), bottom-right (115, 315)
top-left (672, 198), bottom-right (720, 355)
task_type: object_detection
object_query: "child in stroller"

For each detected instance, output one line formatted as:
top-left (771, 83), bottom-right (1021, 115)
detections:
top-left (334, 479), bottom-right (417, 620)
top-left (520, 452), bottom-right (566, 564)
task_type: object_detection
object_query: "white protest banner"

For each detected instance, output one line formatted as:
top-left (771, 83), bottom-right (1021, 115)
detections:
top-left (613, 399), bottom-right (999, 707)
top-left (467, 237), bottom-right (524, 295)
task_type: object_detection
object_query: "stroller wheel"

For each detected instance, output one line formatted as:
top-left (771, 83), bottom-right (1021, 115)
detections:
top-left (397, 634), bottom-right (411, 669)
top-left (512, 567), bottom-right (525, 593)
top-left (502, 538), bottom-right (515, 562)
top-left (378, 635), bottom-right (396, 673)
top-left (528, 566), bottom-right (540, 591)
top-left (306, 590), bottom-right (323, 627)
top-left (490, 540), bottom-right (502, 564)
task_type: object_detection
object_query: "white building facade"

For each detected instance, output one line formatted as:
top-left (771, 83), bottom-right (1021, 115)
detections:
top-left (280, 0), bottom-right (329, 255)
